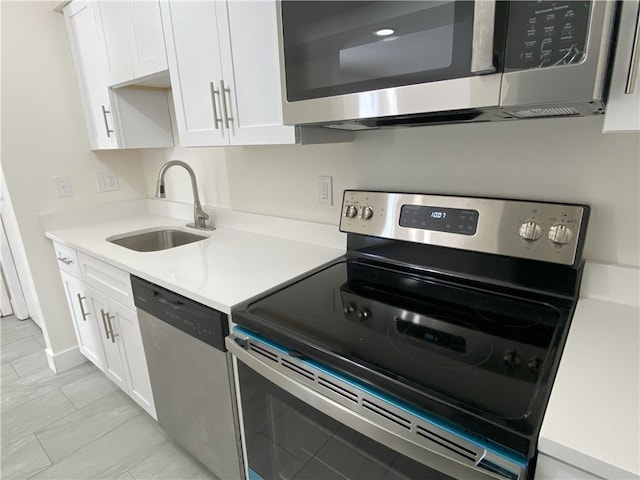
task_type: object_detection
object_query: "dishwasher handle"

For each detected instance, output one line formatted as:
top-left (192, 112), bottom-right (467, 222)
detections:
top-left (130, 275), bottom-right (229, 352)
top-left (156, 294), bottom-right (183, 310)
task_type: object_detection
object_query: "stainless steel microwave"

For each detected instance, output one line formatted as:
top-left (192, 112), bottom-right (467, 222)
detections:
top-left (277, 0), bottom-right (617, 129)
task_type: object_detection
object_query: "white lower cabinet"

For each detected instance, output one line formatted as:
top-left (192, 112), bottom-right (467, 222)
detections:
top-left (107, 297), bottom-right (155, 416)
top-left (60, 271), bottom-right (104, 369)
top-left (86, 286), bottom-right (128, 392)
top-left (54, 242), bottom-right (156, 419)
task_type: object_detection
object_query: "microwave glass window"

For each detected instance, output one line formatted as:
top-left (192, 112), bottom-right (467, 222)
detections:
top-left (282, 1), bottom-right (476, 102)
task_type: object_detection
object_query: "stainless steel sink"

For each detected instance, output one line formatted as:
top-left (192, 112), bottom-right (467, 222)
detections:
top-left (108, 228), bottom-right (209, 252)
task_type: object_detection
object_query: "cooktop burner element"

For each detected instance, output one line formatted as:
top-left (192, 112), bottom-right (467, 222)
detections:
top-left (476, 299), bottom-right (542, 328)
top-left (387, 314), bottom-right (494, 368)
top-left (232, 190), bottom-right (589, 471)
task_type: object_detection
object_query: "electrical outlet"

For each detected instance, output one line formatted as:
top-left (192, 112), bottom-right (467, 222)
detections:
top-left (53, 175), bottom-right (73, 198)
top-left (96, 171), bottom-right (119, 192)
top-left (318, 175), bottom-right (333, 206)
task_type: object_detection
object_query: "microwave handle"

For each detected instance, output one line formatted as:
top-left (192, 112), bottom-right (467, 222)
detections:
top-left (471, 0), bottom-right (497, 74)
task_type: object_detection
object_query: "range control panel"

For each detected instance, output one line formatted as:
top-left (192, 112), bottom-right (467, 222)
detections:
top-left (339, 191), bottom-right (589, 266)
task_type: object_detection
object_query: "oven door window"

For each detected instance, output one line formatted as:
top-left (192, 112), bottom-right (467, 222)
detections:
top-left (281, 1), bottom-right (476, 102)
top-left (237, 360), bottom-right (454, 480)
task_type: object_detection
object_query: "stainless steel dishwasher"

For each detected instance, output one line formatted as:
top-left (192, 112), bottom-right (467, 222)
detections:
top-left (131, 276), bottom-right (242, 479)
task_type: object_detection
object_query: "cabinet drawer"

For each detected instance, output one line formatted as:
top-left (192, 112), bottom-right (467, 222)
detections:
top-left (52, 241), bottom-right (81, 278)
top-left (78, 252), bottom-right (134, 309)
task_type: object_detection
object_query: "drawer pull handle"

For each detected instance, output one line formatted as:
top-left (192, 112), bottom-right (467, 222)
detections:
top-left (77, 294), bottom-right (89, 320)
top-left (57, 257), bottom-right (73, 265)
top-left (100, 309), bottom-right (110, 340)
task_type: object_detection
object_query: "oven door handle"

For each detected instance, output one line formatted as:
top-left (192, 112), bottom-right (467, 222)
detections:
top-left (226, 334), bottom-right (518, 480)
top-left (471, 0), bottom-right (497, 74)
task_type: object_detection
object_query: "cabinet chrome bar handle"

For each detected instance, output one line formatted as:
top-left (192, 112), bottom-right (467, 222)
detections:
top-left (101, 105), bottom-right (114, 138)
top-left (100, 309), bottom-right (110, 339)
top-left (77, 294), bottom-right (89, 321)
top-left (105, 313), bottom-right (118, 343)
top-left (57, 256), bottom-right (73, 265)
top-left (209, 82), bottom-right (221, 129)
top-left (220, 79), bottom-right (232, 129)
top-left (625, 3), bottom-right (640, 94)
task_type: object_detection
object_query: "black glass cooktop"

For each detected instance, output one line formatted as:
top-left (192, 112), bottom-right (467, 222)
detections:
top-left (233, 259), bottom-right (573, 456)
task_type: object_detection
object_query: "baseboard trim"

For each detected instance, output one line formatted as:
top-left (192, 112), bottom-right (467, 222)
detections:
top-left (45, 345), bottom-right (87, 373)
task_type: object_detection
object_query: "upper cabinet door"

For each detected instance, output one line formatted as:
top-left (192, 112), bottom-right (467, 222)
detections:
top-left (603, 0), bottom-right (640, 133)
top-left (63, 1), bottom-right (118, 150)
top-left (96, 1), bottom-right (134, 86)
top-left (128, 1), bottom-right (168, 79)
top-left (97, 0), bottom-right (168, 87)
top-left (219, 0), bottom-right (296, 145)
top-left (160, 0), bottom-right (228, 146)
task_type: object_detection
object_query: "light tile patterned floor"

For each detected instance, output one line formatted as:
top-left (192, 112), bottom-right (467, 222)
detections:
top-left (0, 315), bottom-right (218, 480)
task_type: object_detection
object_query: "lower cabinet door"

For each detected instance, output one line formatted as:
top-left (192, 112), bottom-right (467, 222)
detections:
top-left (60, 271), bottom-right (105, 369)
top-left (110, 300), bottom-right (156, 419)
top-left (86, 286), bottom-right (129, 392)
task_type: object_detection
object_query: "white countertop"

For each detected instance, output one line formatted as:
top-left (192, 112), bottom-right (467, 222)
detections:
top-left (538, 264), bottom-right (640, 479)
top-left (45, 213), bottom-right (344, 314)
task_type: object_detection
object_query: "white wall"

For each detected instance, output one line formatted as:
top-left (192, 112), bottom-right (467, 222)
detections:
top-left (0, 2), bottom-right (147, 361)
top-left (141, 115), bottom-right (640, 267)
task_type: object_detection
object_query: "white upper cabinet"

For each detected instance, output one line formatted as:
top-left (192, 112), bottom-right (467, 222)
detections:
top-left (97, 0), bottom-right (168, 87)
top-left (63, 1), bottom-right (118, 150)
top-left (128, 1), bottom-right (169, 79)
top-left (63, 1), bottom-right (174, 150)
top-left (161, 1), bottom-right (227, 146)
top-left (160, 0), bottom-right (296, 146)
top-left (222, 0), bottom-right (297, 145)
top-left (603, 0), bottom-right (640, 133)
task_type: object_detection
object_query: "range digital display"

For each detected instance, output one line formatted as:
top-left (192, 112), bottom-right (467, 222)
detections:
top-left (399, 205), bottom-right (479, 235)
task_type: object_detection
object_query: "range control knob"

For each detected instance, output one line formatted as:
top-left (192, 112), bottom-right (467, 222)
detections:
top-left (519, 221), bottom-right (542, 241)
top-left (503, 350), bottom-right (521, 368)
top-left (548, 224), bottom-right (573, 245)
top-left (360, 206), bottom-right (374, 220)
top-left (343, 303), bottom-right (356, 315)
top-left (528, 357), bottom-right (542, 373)
top-left (345, 205), bottom-right (358, 218)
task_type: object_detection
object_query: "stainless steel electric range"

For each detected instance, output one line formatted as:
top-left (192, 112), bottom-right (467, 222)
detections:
top-left (227, 190), bottom-right (589, 480)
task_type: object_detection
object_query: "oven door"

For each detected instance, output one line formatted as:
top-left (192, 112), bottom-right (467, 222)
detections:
top-left (278, 0), bottom-right (504, 126)
top-left (227, 329), bottom-right (528, 480)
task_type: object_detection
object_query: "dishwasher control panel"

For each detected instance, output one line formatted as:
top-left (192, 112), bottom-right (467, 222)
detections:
top-left (131, 276), bottom-right (228, 351)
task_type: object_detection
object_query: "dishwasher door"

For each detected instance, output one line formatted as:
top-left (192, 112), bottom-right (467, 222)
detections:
top-left (133, 277), bottom-right (243, 480)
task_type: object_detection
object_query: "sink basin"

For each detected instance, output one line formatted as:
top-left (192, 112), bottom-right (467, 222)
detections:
top-left (108, 228), bottom-right (209, 252)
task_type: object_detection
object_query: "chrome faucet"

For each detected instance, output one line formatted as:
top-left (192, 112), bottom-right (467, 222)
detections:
top-left (155, 160), bottom-right (214, 231)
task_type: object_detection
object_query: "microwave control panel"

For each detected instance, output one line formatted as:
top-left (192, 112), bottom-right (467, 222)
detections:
top-left (339, 191), bottom-right (589, 267)
top-left (505, 1), bottom-right (592, 70)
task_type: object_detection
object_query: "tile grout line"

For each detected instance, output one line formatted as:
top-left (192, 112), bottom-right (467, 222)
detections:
top-left (2, 386), bottom-right (81, 449)
top-left (32, 393), bottom-right (144, 466)
top-left (32, 412), bottom-right (146, 476)
top-left (122, 424), bottom-right (173, 476)
top-left (25, 434), bottom-right (55, 480)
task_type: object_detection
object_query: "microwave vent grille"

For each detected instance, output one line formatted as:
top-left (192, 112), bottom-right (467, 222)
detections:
top-left (505, 107), bottom-right (580, 119)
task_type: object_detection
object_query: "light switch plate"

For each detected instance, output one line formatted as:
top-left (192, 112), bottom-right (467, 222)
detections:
top-left (53, 175), bottom-right (73, 198)
top-left (96, 171), bottom-right (119, 192)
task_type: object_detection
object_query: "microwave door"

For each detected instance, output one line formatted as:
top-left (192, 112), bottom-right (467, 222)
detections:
top-left (278, 0), bottom-right (503, 126)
